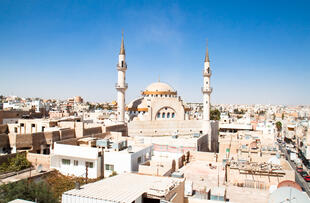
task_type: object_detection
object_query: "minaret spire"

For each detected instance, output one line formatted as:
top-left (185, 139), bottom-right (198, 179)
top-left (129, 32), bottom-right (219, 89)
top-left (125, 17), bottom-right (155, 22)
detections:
top-left (205, 39), bottom-right (210, 62)
top-left (120, 30), bottom-right (125, 55)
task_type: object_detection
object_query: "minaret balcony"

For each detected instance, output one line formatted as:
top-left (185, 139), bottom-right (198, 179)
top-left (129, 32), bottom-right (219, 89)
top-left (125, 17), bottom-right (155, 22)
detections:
top-left (115, 83), bottom-right (128, 90)
top-left (203, 70), bottom-right (212, 77)
top-left (117, 65), bottom-right (127, 71)
top-left (201, 87), bottom-right (213, 94)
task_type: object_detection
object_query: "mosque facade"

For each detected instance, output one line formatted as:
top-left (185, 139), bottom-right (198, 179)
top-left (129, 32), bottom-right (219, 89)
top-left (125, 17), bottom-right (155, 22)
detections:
top-left (115, 34), bottom-right (219, 152)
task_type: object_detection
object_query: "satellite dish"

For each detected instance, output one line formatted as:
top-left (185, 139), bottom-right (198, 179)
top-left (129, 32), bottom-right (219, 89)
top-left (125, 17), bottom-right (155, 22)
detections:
top-left (36, 164), bottom-right (43, 173)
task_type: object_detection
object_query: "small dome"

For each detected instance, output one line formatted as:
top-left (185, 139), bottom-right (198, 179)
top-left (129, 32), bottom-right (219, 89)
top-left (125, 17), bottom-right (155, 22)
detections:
top-left (145, 82), bottom-right (175, 92)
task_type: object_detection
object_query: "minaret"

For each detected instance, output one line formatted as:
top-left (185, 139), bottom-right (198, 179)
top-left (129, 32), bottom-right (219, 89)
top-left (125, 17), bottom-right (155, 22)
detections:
top-left (202, 40), bottom-right (212, 120)
top-left (116, 32), bottom-right (128, 123)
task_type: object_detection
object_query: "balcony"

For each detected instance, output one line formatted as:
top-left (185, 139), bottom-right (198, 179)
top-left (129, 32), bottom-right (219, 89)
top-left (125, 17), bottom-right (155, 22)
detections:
top-left (203, 70), bottom-right (212, 77)
top-left (116, 64), bottom-right (127, 71)
top-left (201, 87), bottom-right (213, 94)
top-left (115, 83), bottom-right (128, 90)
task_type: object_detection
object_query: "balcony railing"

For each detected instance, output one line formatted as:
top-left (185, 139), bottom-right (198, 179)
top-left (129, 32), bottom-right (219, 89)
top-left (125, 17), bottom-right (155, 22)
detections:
top-left (117, 64), bottom-right (127, 71)
top-left (203, 70), bottom-right (212, 77)
top-left (201, 87), bottom-right (213, 93)
top-left (115, 83), bottom-right (128, 89)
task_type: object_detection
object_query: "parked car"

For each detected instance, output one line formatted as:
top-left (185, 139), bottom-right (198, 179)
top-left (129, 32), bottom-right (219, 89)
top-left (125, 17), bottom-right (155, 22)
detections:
top-left (304, 176), bottom-right (310, 182)
top-left (300, 171), bottom-right (308, 177)
top-left (296, 166), bottom-right (303, 173)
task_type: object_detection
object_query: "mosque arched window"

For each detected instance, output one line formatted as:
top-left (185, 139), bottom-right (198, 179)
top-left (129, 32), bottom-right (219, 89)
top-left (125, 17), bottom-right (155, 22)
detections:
top-left (162, 113), bottom-right (165, 118)
top-left (157, 112), bottom-right (160, 118)
top-left (172, 113), bottom-right (175, 118)
top-left (167, 113), bottom-right (170, 118)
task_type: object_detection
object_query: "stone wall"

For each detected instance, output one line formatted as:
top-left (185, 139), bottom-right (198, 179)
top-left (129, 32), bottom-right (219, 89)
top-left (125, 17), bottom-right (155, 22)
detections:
top-left (59, 128), bottom-right (75, 140)
top-left (0, 110), bottom-right (29, 124)
top-left (190, 151), bottom-right (217, 162)
top-left (0, 124), bottom-right (8, 134)
top-left (0, 133), bottom-right (9, 148)
top-left (84, 127), bottom-right (102, 136)
top-left (106, 124), bottom-right (128, 136)
top-left (26, 152), bottom-right (50, 171)
top-left (128, 120), bottom-right (209, 137)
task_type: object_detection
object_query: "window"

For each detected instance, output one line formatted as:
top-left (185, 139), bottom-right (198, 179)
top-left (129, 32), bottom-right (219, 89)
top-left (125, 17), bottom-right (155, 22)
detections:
top-left (121, 61), bottom-right (124, 67)
top-left (167, 113), bottom-right (170, 118)
top-left (14, 127), bottom-right (17, 133)
top-left (172, 113), bottom-right (175, 118)
top-left (157, 112), bottom-right (160, 118)
top-left (74, 160), bottom-right (78, 166)
top-left (62, 159), bottom-right (70, 165)
top-left (162, 113), bottom-right (165, 118)
top-left (31, 124), bottom-right (35, 128)
top-left (21, 123), bottom-right (24, 127)
top-left (42, 126), bottom-right (45, 132)
top-left (86, 162), bottom-right (93, 168)
top-left (105, 164), bottom-right (114, 171)
top-left (137, 156), bottom-right (142, 164)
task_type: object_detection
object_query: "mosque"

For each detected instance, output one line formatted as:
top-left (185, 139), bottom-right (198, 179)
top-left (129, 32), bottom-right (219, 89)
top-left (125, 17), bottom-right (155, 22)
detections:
top-left (114, 33), bottom-right (219, 152)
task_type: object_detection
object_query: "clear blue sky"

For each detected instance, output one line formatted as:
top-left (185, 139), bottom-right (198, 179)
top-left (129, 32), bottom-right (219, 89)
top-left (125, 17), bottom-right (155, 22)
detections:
top-left (0, 0), bottom-right (309, 105)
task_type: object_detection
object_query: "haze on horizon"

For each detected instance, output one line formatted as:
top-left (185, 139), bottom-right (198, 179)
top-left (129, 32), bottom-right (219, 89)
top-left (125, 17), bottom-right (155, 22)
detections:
top-left (0, 0), bottom-right (309, 105)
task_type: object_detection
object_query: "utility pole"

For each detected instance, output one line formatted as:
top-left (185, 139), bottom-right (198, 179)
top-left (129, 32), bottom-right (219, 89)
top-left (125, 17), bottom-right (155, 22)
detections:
top-left (85, 164), bottom-right (88, 184)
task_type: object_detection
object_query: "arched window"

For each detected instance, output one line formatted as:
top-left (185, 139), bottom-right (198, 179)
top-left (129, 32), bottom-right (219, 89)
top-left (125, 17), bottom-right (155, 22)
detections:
top-left (167, 112), bottom-right (170, 118)
top-left (172, 113), bottom-right (175, 118)
top-left (157, 112), bottom-right (160, 118)
top-left (162, 113), bottom-right (165, 118)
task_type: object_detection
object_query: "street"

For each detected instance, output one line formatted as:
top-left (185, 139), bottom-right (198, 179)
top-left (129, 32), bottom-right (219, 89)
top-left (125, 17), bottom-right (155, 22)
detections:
top-left (279, 144), bottom-right (310, 197)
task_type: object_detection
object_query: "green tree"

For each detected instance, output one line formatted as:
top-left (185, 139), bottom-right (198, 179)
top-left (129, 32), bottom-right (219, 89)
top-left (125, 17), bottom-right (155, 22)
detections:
top-left (210, 109), bottom-right (221, 120)
top-left (0, 180), bottom-right (58, 203)
top-left (276, 121), bottom-right (282, 132)
top-left (0, 153), bottom-right (31, 174)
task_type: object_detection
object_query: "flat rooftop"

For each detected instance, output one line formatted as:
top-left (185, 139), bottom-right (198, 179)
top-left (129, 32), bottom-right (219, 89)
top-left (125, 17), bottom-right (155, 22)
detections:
top-left (63, 173), bottom-right (183, 202)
